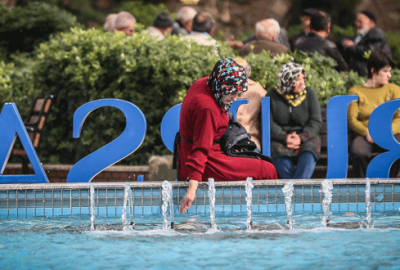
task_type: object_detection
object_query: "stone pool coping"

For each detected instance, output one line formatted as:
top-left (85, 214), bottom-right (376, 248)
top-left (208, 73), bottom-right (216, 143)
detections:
top-left (1, 178), bottom-right (400, 190)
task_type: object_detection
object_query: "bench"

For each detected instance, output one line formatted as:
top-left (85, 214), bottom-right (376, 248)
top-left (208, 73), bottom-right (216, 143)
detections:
top-left (11, 95), bottom-right (54, 174)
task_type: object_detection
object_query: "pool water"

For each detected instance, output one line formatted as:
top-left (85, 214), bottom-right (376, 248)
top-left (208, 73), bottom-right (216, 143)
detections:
top-left (1, 212), bottom-right (400, 270)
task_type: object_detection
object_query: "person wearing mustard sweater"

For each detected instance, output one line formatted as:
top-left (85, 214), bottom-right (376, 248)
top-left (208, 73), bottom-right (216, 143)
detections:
top-left (348, 49), bottom-right (400, 178)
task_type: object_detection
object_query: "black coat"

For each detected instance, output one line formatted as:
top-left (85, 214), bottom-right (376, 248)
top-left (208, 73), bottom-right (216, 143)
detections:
top-left (295, 33), bottom-right (349, 72)
top-left (345, 26), bottom-right (391, 76)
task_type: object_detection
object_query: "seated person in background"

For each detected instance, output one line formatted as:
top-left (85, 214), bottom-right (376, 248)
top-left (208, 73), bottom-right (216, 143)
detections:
top-left (341, 10), bottom-right (391, 77)
top-left (114, 11), bottom-right (136, 35)
top-left (179, 58), bottom-right (277, 213)
top-left (239, 19), bottom-right (289, 57)
top-left (147, 12), bottom-right (174, 40)
top-left (171, 6), bottom-right (197, 36)
top-left (295, 10), bottom-right (348, 72)
top-left (266, 62), bottom-right (322, 179)
top-left (185, 12), bottom-right (217, 47)
top-left (348, 49), bottom-right (400, 178)
top-left (235, 19), bottom-right (290, 49)
top-left (234, 58), bottom-right (267, 152)
top-left (104, 13), bottom-right (117, 33)
top-left (288, 8), bottom-right (319, 50)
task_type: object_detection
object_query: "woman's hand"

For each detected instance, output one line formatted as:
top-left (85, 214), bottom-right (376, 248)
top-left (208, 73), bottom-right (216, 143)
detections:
top-left (286, 132), bottom-right (301, 150)
top-left (180, 180), bottom-right (199, 214)
top-left (365, 130), bottom-right (374, 144)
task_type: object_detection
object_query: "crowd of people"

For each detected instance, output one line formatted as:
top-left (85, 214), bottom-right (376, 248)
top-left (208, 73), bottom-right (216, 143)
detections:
top-left (102, 7), bottom-right (398, 212)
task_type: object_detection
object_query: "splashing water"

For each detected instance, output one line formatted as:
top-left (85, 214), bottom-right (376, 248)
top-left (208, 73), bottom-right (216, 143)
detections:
top-left (245, 177), bottom-right (254, 230)
top-left (282, 181), bottom-right (294, 229)
top-left (162, 180), bottom-right (173, 230)
top-left (208, 178), bottom-right (217, 230)
top-left (121, 183), bottom-right (133, 231)
top-left (90, 183), bottom-right (95, 231)
top-left (321, 179), bottom-right (333, 227)
top-left (365, 178), bottom-right (371, 228)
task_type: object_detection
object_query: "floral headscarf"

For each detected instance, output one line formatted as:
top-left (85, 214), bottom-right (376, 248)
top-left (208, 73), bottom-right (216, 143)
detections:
top-left (207, 58), bottom-right (248, 111)
top-left (276, 62), bottom-right (307, 107)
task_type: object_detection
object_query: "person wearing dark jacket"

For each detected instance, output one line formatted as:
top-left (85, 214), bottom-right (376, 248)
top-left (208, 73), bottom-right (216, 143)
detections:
top-left (266, 62), bottom-right (322, 179)
top-left (295, 11), bottom-right (348, 72)
top-left (341, 10), bottom-right (391, 76)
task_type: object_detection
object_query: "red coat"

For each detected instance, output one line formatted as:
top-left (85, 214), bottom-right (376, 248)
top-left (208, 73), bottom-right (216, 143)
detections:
top-left (178, 77), bottom-right (277, 181)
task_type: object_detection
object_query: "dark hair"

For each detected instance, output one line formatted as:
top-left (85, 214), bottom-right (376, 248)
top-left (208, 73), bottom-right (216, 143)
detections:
top-left (367, 49), bottom-right (396, 78)
top-left (302, 7), bottom-right (319, 17)
top-left (360, 10), bottom-right (376, 23)
top-left (192, 12), bottom-right (215, 33)
top-left (310, 11), bottom-right (331, 31)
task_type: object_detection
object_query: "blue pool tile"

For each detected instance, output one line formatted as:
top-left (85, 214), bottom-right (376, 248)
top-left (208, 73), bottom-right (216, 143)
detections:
top-left (251, 205), bottom-right (258, 213)
top-left (134, 206), bottom-right (142, 215)
top-left (223, 205), bottom-right (232, 214)
top-left (348, 186), bottom-right (356, 194)
top-left (107, 189), bottom-right (116, 197)
top-left (152, 189), bottom-right (160, 197)
top-left (187, 206), bottom-right (197, 214)
top-left (303, 186), bottom-right (311, 194)
top-left (62, 190), bottom-right (70, 198)
top-left (152, 206), bottom-right (161, 214)
top-left (331, 203), bottom-right (339, 213)
top-left (18, 209), bottom-right (26, 218)
top-left (8, 191), bottom-right (16, 199)
top-left (197, 187), bottom-right (205, 196)
top-left (358, 203), bottom-right (366, 212)
top-left (45, 208), bottom-right (53, 217)
top-left (98, 207), bottom-right (107, 216)
top-left (143, 189), bottom-right (151, 197)
top-left (71, 208), bottom-right (80, 215)
top-left (116, 189), bottom-right (125, 197)
top-left (71, 190), bottom-right (80, 198)
top-left (384, 203), bottom-right (393, 211)
top-left (303, 203), bottom-right (313, 212)
top-left (339, 186), bottom-right (347, 194)
top-left (26, 191), bottom-right (34, 199)
top-left (8, 209), bottom-right (17, 219)
top-left (179, 188), bottom-right (187, 196)
top-left (267, 205), bottom-right (277, 213)
top-left (232, 205), bottom-right (241, 213)
top-left (53, 190), bottom-right (61, 199)
top-left (232, 187), bottom-right (241, 196)
top-left (143, 206), bottom-right (152, 215)
top-left (375, 185), bottom-right (383, 193)
top-left (81, 190), bottom-right (89, 198)
top-left (348, 203), bottom-right (357, 212)
top-left (294, 186), bottom-right (303, 194)
top-left (134, 189), bottom-right (142, 197)
top-left (36, 208), bottom-right (44, 216)
top-left (393, 202), bottom-right (400, 210)
top-left (259, 205), bottom-right (267, 213)
top-left (313, 204), bottom-right (322, 212)
top-left (17, 191), bottom-right (25, 199)
top-left (276, 204), bottom-right (285, 213)
top-left (53, 208), bottom-right (62, 216)
top-left (223, 188), bottom-right (232, 196)
top-left (197, 205), bottom-right (205, 213)
top-left (98, 189), bottom-right (107, 198)
top-left (357, 185), bottom-right (365, 194)
top-left (0, 209), bottom-right (8, 217)
top-left (394, 185), bottom-right (400, 193)
top-left (331, 187), bottom-right (338, 194)
top-left (26, 208), bottom-right (35, 218)
top-left (215, 205), bottom-right (223, 213)
top-left (384, 186), bottom-right (393, 193)
top-left (0, 191), bottom-right (7, 199)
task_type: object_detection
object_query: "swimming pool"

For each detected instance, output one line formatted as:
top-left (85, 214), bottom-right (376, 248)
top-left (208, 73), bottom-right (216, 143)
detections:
top-left (1, 179), bottom-right (400, 269)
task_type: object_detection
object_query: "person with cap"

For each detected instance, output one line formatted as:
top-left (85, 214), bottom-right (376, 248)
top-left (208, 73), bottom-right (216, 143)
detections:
top-left (295, 10), bottom-right (349, 72)
top-left (266, 62), bottom-right (322, 179)
top-left (147, 12), bottom-right (174, 40)
top-left (341, 10), bottom-right (391, 77)
top-left (178, 58), bottom-right (278, 214)
top-left (233, 58), bottom-right (267, 152)
top-left (114, 11), bottom-right (136, 35)
top-left (239, 19), bottom-right (288, 57)
top-left (288, 7), bottom-right (319, 50)
top-left (171, 6), bottom-right (197, 36)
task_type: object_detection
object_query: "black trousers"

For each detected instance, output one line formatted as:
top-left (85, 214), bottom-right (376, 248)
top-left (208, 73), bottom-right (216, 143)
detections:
top-left (349, 134), bottom-right (400, 178)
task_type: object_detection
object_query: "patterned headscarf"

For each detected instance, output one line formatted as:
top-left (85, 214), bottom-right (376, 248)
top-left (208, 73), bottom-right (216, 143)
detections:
top-left (276, 62), bottom-right (307, 107)
top-left (207, 58), bottom-right (248, 111)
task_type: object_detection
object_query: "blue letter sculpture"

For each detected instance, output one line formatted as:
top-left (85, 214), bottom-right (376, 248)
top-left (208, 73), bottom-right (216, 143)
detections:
top-left (366, 99), bottom-right (400, 178)
top-left (0, 103), bottom-right (49, 183)
top-left (161, 104), bottom-right (181, 153)
top-left (67, 99), bottom-right (146, 182)
top-left (326, 95), bottom-right (358, 178)
top-left (261, 97), bottom-right (271, 156)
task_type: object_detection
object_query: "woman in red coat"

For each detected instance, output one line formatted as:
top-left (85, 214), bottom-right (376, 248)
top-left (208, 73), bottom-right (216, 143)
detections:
top-left (179, 58), bottom-right (277, 213)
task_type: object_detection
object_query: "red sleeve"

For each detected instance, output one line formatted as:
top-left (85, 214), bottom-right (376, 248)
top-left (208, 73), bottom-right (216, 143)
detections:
top-left (186, 107), bottom-right (218, 181)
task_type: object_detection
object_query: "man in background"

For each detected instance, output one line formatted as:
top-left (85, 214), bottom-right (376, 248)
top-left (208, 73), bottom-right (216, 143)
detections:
top-left (147, 12), bottom-right (174, 40)
top-left (239, 19), bottom-right (288, 57)
top-left (172, 6), bottom-right (197, 36)
top-left (341, 10), bottom-right (391, 76)
top-left (114, 11), bottom-right (136, 35)
top-left (295, 11), bottom-right (348, 71)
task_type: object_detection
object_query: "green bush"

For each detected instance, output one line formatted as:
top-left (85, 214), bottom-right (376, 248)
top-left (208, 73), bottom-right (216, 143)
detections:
top-left (119, 1), bottom-right (172, 28)
top-left (32, 28), bottom-right (232, 165)
top-left (0, 2), bottom-right (81, 56)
